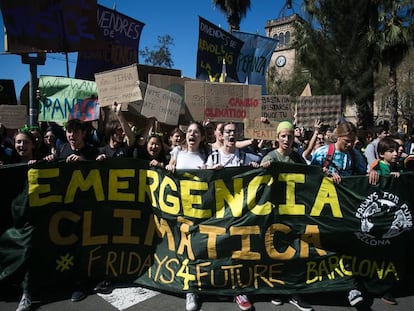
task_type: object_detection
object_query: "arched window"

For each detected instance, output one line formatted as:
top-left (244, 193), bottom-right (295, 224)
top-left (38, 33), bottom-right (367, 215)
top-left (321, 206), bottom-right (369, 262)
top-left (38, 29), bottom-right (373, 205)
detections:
top-left (273, 34), bottom-right (279, 48)
top-left (285, 31), bottom-right (291, 46)
top-left (279, 33), bottom-right (285, 46)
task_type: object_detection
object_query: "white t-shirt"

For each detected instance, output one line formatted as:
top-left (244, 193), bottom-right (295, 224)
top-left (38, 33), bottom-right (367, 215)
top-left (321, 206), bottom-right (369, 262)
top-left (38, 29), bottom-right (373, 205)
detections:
top-left (206, 148), bottom-right (260, 167)
top-left (171, 148), bottom-right (205, 169)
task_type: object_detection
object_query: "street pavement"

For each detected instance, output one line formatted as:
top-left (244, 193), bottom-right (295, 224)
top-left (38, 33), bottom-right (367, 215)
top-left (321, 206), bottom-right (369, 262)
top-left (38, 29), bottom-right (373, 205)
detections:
top-left (1, 282), bottom-right (414, 311)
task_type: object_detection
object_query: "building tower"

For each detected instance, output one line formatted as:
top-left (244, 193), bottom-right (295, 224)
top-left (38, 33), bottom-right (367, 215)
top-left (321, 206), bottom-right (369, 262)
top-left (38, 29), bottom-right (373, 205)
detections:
top-left (265, 14), bottom-right (304, 79)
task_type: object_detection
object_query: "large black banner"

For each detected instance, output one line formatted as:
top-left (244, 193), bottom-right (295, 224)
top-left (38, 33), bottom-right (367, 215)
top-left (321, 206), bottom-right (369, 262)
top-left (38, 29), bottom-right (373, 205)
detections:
top-left (0, 0), bottom-right (100, 53)
top-left (1, 159), bottom-right (413, 296)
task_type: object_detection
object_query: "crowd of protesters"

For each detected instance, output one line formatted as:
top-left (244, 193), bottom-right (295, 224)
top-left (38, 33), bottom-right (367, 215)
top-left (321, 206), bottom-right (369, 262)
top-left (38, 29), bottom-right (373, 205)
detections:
top-left (2, 108), bottom-right (414, 311)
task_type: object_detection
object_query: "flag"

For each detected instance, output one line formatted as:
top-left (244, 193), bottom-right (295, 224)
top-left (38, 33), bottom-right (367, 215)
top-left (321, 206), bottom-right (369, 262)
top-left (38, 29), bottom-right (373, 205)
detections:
top-left (75, 4), bottom-right (145, 80)
top-left (196, 17), bottom-right (244, 82)
top-left (232, 31), bottom-right (279, 94)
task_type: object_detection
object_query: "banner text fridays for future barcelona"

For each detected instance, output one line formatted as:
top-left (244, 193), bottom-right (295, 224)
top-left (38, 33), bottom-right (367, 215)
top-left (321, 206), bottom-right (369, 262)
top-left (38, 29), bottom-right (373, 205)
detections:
top-left (196, 17), bottom-right (244, 83)
top-left (1, 160), bottom-right (413, 295)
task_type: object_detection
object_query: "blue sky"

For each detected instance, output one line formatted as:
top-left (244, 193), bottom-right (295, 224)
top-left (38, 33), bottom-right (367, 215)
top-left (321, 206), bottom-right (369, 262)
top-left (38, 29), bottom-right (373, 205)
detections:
top-left (0, 0), bottom-right (294, 100)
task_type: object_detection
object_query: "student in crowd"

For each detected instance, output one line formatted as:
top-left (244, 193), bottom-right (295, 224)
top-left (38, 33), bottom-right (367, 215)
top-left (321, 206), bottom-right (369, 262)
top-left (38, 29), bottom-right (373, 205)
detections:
top-left (391, 133), bottom-right (408, 172)
top-left (135, 133), bottom-right (167, 168)
top-left (404, 128), bottom-right (414, 155)
top-left (11, 129), bottom-right (41, 311)
top-left (261, 121), bottom-right (306, 167)
top-left (260, 121), bottom-right (312, 311)
top-left (43, 119), bottom-right (105, 302)
top-left (364, 123), bottom-right (390, 171)
top-left (166, 121), bottom-right (208, 172)
top-left (310, 121), bottom-right (379, 307)
top-left (371, 136), bottom-right (401, 178)
top-left (293, 126), bottom-right (305, 155)
top-left (165, 121), bottom-right (208, 311)
top-left (205, 121), bottom-right (260, 310)
top-left (206, 122), bottom-right (261, 169)
top-left (302, 119), bottom-right (324, 164)
top-left (168, 127), bottom-right (185, 151)
top-left (42, 126), bottom-right (58, 157)
top-left (370, 136), bottom-right (401, 305)
top-left (44, 119), bottom-right (103, 164)
top-left (99, 103), bottom-right (136, 158)
top-left (310, 121), bottom-right (377, 184)
top-left (0, 123), bottom-right (13, 164)
top-left (210, 122), bottom-right (224, 151)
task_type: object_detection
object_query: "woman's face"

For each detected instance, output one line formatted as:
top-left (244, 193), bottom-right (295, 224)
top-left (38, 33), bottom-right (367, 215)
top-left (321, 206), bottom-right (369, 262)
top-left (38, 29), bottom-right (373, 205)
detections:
top-left (147, 136), bottom-right (162, 158)
top-left (277, 129), bottom-right (294, 151)
top-left (14, 133), bottom-right (34, 159)
top-left (186, 124), bottom-right (203, 149)
top-left (43, 130), bottom-right (55, 146)
top-left (336, 135), bottom-right (356, 152)
top-left (170, 132), bottom-right (182, 146)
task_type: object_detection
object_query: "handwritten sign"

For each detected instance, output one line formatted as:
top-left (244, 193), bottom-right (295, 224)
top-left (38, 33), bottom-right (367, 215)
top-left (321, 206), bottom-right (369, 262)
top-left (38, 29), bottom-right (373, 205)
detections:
top-left (68, 98), bottom-right (99, 122)
top-left (244, 95), bottom-right (293, 140)
top-left (141, 85), bottom-right (182, 125)
top-left (196, 17), bottom-right (243, 82)
top-left (296, 95), bottom-right (341, 128)
top-left (184, 81), bottom-right (261, 123)
top-left (38, 76), bottom-right (98, 124)
top-left (0, 105), bottom-right (27, 129)
top-left (95, 64), bottom-right (142, 107)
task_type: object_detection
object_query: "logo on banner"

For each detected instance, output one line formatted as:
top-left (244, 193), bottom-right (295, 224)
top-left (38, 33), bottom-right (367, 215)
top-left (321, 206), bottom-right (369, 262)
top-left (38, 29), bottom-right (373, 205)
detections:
top-left (355, 192), bottom-right (412, 245)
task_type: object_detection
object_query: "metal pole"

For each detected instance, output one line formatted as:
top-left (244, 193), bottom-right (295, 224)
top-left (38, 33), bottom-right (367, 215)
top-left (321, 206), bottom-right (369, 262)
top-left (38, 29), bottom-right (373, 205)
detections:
top-left (21, 53), bottom-right (46, 127)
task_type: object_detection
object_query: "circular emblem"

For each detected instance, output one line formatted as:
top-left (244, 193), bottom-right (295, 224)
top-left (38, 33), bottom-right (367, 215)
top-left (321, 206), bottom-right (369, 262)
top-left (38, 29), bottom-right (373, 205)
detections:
top-left (276, 55), bottom-right (286, 67)
top-left (355, 191), bottom-right (412, 245)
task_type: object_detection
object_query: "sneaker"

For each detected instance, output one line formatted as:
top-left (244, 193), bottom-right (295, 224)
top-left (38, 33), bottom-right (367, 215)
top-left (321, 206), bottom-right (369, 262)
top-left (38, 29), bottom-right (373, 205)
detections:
top-left (235, 294), bottom-right (252, 311)
top-left (94, 280), bottom-right (113, 294)
top-left (348, 289), bottom-right (363, 306)
top-left (186, 292), bottom-right (198, 311)
top-left (71, 290), bottom-right (86, 302)
top-left (270, 296), bottom-right (283, 305)
top-left (381, 292), bottom-right (397, 305)
top-left (288, 295), bottom-right (313, 311)
top-left (16, 293), bottom-right (31, 311)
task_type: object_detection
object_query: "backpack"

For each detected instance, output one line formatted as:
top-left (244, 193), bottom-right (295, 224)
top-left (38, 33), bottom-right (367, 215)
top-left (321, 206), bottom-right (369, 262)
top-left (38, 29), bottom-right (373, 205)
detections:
top-left (322, 143), bottom-right (357, 174)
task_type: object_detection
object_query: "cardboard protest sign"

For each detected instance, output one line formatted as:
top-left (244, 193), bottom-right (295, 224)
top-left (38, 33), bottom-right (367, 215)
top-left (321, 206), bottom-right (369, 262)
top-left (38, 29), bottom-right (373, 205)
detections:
top-left (68, 98), bottom-right (99, 122)
top-left (244, 95), bottom-right (293, 140)
top-left (296, 95), bottom-right (341, 128)
top-left (141, 84), bottom-right (182, 125)
top-left (184, 81), bottom-right (261, 123)
top-left (0, 105), bottom-right (27, 129)
top-left (38, 76), bottom-right (98, 124)
top-left (148, 74), bottom-right (195, 118)
top-left (95, 64), bottom-right (142, 107)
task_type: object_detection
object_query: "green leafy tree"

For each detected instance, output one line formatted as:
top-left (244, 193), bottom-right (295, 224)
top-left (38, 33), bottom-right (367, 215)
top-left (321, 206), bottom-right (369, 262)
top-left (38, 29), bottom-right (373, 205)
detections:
top-left (212, 0), bottom-right (251, 32)
top-left (295, 0), bottom-right (378, 128)
top-left (139, 35), bottom-right (174, 68)
top-left (368, 0), bottom-right (413, 132)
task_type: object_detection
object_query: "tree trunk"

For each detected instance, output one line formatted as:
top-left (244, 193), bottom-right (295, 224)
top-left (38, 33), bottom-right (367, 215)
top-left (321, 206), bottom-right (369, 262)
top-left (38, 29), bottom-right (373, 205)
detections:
top-left (388, 61), bottom-right (399, 133)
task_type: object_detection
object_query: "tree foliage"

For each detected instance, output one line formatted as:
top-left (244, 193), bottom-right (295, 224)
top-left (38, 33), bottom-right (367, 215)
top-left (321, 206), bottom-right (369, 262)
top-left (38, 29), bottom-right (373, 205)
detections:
top-left (294, 0), bottom-right (377, 128)
top-left (139, 35), bottom-right (174, 68)
top-left (212, 0), bottom-right (251, 32)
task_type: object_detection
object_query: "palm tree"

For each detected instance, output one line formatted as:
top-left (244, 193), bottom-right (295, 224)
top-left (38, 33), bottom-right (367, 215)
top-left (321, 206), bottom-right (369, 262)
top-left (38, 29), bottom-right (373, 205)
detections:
top-left (369, 0), bottom-right (413, 132)
top-left (212, 0), bottom-right (251, 32)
